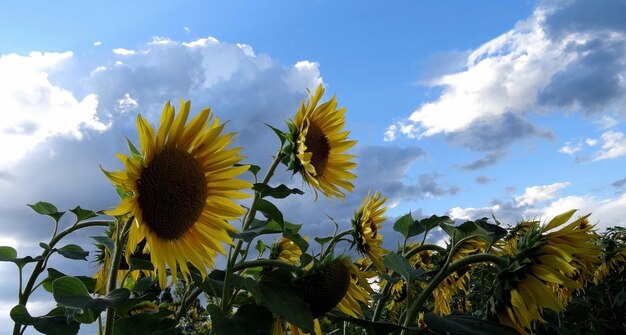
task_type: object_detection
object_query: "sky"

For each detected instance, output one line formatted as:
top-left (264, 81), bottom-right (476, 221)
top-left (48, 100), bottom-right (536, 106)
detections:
top-left (2, 0), bottom-right (626, 332)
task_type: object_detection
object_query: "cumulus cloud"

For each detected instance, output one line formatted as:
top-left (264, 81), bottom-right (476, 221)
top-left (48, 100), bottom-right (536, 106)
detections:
top-left (386, 0), bottom-right (626, 153)
top-left (0, 51), bottom-right (109, 168)
top-left (592, 131), bottom-right (626, 161)
top-left (514, 182), bottom-right (571, 207)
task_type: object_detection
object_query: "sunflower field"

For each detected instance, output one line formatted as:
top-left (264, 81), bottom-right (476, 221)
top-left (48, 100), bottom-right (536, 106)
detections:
top-left (2, 85), bottom-right (625, 335)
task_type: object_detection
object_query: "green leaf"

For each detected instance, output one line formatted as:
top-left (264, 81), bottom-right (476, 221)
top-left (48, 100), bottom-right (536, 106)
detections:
top-left (257, 199), bottom-right (284, 227)
top-left (27, 201), bottom-right (65, 222)
top-left (473, 217), bottom-right (508, 244)
top-left (229, 219), bottom-right (282, 242)
top-left (125, 137), bottom-right (143, 160)
top-left (128, 257), bottom-right (155, 271)
top-left (424, 313), bottom-right (519, 335)
top-left (40, 242), bottom-right (51, 250)
top-left (248, 164), bottom-right (262, 177)
top-left (255, 239), bottom-right (266, 256)
top-left (283, 228), bottom-right (309, 254)
top-left (57, 244), bottom-right (89, 261)
top-left (113, 310), bottom-right (176, 335)
top-left (418, 215), bottom-right (453, 235)
top-left (314, 236), bottom-right (333, 247)
top-left (131, 277), bottom-right (156, 293)
top-left (13, 256), bottom-right (42, 269)
top-left (11, 304), bottom-right (80, 335)
top-left (52, 276), bottom-right (130, 320)
top-left (91, 235), bottom-right (115, 253)
top-left (207, 303), bottom-right (273, 335)
top-left (253, 183), bottom-right (304, 199)
top-left (393, 213), bottom-right (416, 238)
top-left (244, 271), bottom-right (314, 333)
top-left (70, 206), bottom-right (98, 221)
top-left (266, 123), bottom-right (288, 145)
top-left (0, 246), bottom-right (17, 261)
top-left (383, 252), bottom-right (424, 283)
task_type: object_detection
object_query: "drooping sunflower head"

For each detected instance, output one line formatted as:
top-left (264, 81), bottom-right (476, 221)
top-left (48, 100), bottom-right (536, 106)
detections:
top-left (102, 99), bottom-right (251, 288)
top-left (295, 256), bottom-right (353, 319)
top-left (336, 262), bottom-right (374, 318)
top-left (287, 84), bottom-right (357, 200)
top-left (352, 191), bottom-right (388, 272)
top-left (270, 237), bottom-right (303, 265)
top-left (491, 210), bottom-right (602, 334)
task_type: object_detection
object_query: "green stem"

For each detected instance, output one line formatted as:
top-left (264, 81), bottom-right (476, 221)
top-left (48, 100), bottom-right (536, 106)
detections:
top-left (12, 220), bottom-right (112, 335)
top-left (403, 243), bottom-right (446, 259)
top-left (175, 286), bottom-right (202, 324)
top-left (221, 150), bottom-right (285, 313)
top-left (400, 253), bottom-right (507, 334)
top-left (321, 229), bottom-right (352, 260)
top-left (232, 259), bottom-right (301, 273)
top-left (371, 277), bottom-right (394, 321)
top-left (103, 217), bottom-right (133, 335)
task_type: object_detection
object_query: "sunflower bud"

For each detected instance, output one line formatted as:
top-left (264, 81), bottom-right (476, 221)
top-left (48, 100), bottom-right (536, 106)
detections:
top-left (296, 258), bottom-right (351, 318)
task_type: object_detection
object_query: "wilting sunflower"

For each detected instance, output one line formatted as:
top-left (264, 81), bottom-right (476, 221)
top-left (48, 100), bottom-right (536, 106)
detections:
top-left (103, 100), bottom-right (251, 288)
top-left (288, 84), bottom-right (356, 200)
top-left (593, 228), bottom-right (626, 284)
top-left (352, 191), bottom-right (388, 272)
top-left (491, 210), bottom-right (601, 335)
top-left (336, 263), bottom-right (373, 317)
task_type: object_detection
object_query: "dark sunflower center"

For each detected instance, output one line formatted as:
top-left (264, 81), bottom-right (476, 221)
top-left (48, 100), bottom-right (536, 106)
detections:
top-left (369, 220), bottom-right (378, 238)
top-left (304, 122), bottom-right (330, 176)
top-left (137, 148), bottom-right (207, 240)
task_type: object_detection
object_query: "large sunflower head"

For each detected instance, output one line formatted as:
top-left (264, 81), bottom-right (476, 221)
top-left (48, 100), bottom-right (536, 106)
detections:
top-left (103, 99), bottom-right (251, 288)
top-left (352, 191), bottom-right (388, 272)
top-left (336, 262), bottom-right (373, 318)
top-left (491, 210), bottom-right (601, 334)
top-left (287, 84), bottom-right (357, 200)
top-left (295, 257), bottom-right (353, 319)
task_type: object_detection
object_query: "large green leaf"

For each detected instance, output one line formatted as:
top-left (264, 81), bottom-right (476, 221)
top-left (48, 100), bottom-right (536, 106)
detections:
top-left (244, 270), bottom-right (314, 333)
top-left (257, 199), bottom-right (284, 226)
top-left (43, 269), bottom-right (96, 293)
top-left (393, 214), bottom-right (453, 239)
top-left (27, 201), bottom-right (65, 222)
top-left (52, 276), bottom-right (129, 322)
top-left (11, 304), bottom-right (80, 335)
top-left (207, 303), bottom-right (273, 335)
top-left (0, 246), bottom-right (17, 261)
top-left (383, 252), bottom-right (424, 283)
top-left (91, 235), bottom-right (115, 253)
top-left (113, 310), bottom-right (176, 335)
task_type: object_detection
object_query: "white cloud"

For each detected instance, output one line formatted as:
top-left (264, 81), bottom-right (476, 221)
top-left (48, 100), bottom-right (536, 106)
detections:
top-left (593, 131), bottom-right (626, 161)
top-left (385, 2), bottom-right (626, 149)
top-left (93, 41), bottom-right (102, 47)
top-left (183, 26), bottom-right (190, 33)
top-left (586, 138), bottom-right (598, 146)
top-left (114, 93), bottom-right (139, 114)
top-left (514, 182), bottom-right (571, 207)
top-left (112, 48), bottom-right (136, 56)
top-left (559, 141), bottom-right (583, 155)
top-left (449, 204), bottom-right (501, 221)
top-left (526, 193), bottom-right (626, 231)
top-left (0, 52), bottom-right (108, 167)
top-left (183, 36), bottom-right (219, 48)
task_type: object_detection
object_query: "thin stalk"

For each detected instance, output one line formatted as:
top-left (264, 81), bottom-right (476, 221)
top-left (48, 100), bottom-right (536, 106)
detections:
top-left (176, 287), bottom-right (203, 324)
top-left (221, 150), bottom-right (285, 313)
top-left (12, 220), bottom-right (112, 335)
top-left (371, 278), bottom-right (394, 321)
top-left (403, 243), bottom-right (446, 259)
top-left (103, 217), bottom-right (133, 335)
top-left (321, 229), bottom-right (352, 260)
top-left (400, 253), bottom-right (507, 334)
top-left (232, 259), bottom-right (301, 273)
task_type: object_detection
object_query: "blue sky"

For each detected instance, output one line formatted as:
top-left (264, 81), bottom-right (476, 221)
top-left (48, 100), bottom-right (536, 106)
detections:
top-left (2, 0), bottom-right (626, 331)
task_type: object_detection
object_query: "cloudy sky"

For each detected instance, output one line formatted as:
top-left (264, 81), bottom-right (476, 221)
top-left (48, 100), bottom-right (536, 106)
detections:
top-left (2, 0), bottom-right (626, 331)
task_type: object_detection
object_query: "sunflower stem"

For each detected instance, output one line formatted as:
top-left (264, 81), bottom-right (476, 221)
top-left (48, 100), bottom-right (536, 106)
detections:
top-left (321, 229), bottom-right (353, 260)
top-left (371, 277), bottom-right (394, 321)
top-left (403, 243), bottom-right (446, 260)
top-left (103, 216), bottom-right (133, 335)
top-left (175, 286), bottom-right (203, 324)
top-left (400, 253), bottom-right (507, 334)
top-left (12, 219), bottom-right (112, 335)
top-left (222, 149), bottom-right (286, 314)
top-left (232, 259), bottom-right (301, 273)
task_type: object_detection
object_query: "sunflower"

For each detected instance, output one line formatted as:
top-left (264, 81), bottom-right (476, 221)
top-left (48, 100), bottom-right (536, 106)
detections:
top-left (288, 84), bottom-right (356, 200)
top-left (336, 263), bottom-right (373, 317)
top-left (352, 191), bottom-right (388, 272)
top-left (103, 100), bottom-right (251, 288)
top-left (492, 210), bottom-right (601, 335)
top-left (593, 228), bottom-right (626, 285)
